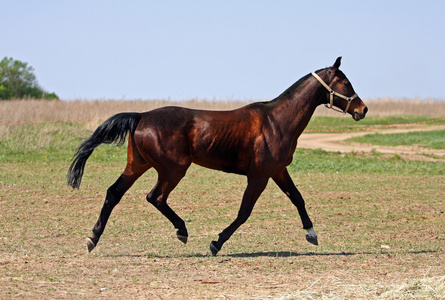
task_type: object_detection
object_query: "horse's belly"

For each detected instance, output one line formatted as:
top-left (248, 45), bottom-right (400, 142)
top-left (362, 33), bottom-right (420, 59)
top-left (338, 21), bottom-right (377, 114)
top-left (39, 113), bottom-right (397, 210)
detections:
top-left (191, 153), bottom-right (248, 175)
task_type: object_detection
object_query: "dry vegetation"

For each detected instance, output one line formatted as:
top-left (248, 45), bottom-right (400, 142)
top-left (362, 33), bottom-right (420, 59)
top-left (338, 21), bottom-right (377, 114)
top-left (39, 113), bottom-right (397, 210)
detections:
top-left (1, 98), bottom-right (445, 123)
top-left (0, 99), bottom-right (250, 123)
top-left (314, 98), bottom-right (445, 117)
top-left (1, 98), bottom-right (444, 299)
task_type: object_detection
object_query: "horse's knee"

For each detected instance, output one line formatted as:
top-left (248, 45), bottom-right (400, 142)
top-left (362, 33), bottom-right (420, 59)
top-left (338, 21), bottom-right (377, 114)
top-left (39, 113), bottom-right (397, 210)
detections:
top-left (146, 194), bottom-right (156, 205)
top-left (146, 193), bottom-right (163, 207)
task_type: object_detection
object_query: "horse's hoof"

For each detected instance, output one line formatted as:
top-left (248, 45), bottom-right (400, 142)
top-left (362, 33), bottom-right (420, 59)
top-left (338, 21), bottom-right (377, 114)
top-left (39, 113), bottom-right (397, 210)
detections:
top-left (305, 228), bottom-right (318, 246)
top-left (305, 234), bottom-right (318, 245)
top-left (86, 237), bottom-right (96, 252)
top-left (209, 241), bottom-right (220, 256)
top-left (176, 233), bottom-right (188, 244)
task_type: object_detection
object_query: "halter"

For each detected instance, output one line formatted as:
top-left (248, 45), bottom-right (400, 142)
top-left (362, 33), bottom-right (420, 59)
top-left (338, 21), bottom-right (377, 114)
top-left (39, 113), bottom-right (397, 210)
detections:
top-left (311, 72), bottom-right (358, 114)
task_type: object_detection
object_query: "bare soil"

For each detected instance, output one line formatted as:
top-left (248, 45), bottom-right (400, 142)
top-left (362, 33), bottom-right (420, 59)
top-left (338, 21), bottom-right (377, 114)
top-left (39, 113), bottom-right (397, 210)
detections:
top-left (299, 125), bottom-right (445, 161)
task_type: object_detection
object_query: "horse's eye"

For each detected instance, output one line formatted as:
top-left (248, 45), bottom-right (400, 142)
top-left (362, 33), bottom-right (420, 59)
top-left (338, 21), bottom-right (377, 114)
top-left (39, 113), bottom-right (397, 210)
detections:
top-left (343, 80), bottom-right (349, 86)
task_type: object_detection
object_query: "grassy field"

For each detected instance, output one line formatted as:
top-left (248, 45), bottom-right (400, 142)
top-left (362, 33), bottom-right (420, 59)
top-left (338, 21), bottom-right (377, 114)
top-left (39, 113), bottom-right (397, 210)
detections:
top-left (0, 99), bottom-right (444, 299)
top-left (349, 130), bottom-right (445, 150)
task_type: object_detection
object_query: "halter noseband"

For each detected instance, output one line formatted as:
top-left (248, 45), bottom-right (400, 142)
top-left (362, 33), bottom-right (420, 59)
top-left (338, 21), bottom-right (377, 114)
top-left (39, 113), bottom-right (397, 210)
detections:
top-left (311, 72), bottom-right (358, 114)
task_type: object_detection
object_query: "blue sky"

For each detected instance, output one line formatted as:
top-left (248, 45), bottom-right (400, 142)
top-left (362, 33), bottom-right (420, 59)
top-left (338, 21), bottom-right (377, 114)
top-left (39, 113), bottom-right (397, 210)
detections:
top-left (2, 1), bottom-right (444, 101)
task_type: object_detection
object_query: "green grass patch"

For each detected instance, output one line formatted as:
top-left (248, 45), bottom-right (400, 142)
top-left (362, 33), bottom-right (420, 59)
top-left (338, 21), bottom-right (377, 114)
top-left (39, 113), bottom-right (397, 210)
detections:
top-left (348, 130), bottom-right (445, 149)
top-left (290, 148), bottom-right (444, 175)
top-left (0, 122), bottom-right (127, 163)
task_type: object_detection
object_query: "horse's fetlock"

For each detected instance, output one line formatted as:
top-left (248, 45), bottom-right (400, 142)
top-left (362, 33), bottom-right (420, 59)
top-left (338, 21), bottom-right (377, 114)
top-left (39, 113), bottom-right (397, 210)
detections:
top-left (175, 219), bottom-right (186, 229)
top-left (302, 219), bottom-right (313, 230)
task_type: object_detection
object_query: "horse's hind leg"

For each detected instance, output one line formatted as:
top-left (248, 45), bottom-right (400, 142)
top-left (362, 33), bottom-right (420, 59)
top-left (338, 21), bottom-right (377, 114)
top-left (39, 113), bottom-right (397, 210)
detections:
top-left (86, 133), bottom-right (150, 252)
top-left (86, 165), bottom-right (149, 252)
top-left (146, 169), bottom-right (189, 244)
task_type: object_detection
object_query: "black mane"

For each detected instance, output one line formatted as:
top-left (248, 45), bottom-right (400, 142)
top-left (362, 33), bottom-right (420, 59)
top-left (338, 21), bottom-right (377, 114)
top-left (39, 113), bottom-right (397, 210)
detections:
top-left (272, 67), bottom-right (328, 101)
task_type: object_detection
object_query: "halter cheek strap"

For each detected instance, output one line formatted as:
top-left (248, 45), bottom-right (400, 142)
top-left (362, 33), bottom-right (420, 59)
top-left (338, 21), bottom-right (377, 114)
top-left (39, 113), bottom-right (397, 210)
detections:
top-left (311, 72), bottom-right (358, 114)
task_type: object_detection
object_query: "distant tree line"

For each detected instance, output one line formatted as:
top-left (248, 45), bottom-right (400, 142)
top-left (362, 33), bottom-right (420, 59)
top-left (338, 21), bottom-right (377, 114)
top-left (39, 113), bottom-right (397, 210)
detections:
top-left (0, 57), bottom-right (59, 100)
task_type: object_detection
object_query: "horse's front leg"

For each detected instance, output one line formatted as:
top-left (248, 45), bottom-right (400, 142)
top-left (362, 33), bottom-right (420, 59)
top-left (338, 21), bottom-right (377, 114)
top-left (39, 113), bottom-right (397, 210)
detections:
top-left (272, 168), bottom-right (318, 246)
top-left (210, 177), bottom-right (269, 256)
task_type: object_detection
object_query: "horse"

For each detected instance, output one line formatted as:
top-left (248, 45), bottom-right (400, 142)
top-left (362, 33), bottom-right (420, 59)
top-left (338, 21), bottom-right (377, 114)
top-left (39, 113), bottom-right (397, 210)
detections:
top-left (67, 57), bottom-right (367, 256)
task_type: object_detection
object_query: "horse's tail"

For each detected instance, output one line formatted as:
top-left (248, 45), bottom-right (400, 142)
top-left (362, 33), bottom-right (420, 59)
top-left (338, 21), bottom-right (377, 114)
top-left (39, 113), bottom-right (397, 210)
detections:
top-left (67, 112), bottom-right (142, 189)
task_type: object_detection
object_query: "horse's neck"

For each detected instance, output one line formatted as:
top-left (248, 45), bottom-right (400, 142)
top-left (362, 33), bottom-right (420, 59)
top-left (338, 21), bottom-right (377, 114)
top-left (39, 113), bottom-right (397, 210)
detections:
top-left (271, 78), bottom-right (324, 138)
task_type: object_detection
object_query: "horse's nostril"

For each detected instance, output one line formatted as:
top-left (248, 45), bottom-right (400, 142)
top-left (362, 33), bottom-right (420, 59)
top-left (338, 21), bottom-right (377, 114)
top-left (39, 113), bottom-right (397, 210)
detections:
top-left (363, 106), bottom-right (368, 116)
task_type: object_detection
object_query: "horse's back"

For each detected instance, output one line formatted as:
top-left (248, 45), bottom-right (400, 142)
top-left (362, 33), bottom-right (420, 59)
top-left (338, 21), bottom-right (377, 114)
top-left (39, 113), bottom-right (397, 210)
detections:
top-left (132, 105), bottom-right (268, 174)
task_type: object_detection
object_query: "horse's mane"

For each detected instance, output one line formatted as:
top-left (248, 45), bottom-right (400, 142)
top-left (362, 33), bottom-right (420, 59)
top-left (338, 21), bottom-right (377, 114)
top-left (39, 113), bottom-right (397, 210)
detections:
top-left (271, 67), bottom-right (327, 102)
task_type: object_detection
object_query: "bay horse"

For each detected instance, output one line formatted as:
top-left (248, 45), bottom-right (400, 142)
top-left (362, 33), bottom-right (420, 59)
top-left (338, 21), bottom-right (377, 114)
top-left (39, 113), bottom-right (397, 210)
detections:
top-left (67, 57), bottom-right (367, 255)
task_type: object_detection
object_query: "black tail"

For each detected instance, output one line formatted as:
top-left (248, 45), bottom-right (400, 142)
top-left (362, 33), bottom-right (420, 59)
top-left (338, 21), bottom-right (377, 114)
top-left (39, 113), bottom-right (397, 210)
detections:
top-left (67, 112), bottom-right (142, 189)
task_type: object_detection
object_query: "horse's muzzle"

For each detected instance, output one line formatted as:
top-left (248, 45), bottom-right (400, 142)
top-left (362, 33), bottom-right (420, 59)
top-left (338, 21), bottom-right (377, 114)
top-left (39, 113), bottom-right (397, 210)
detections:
top-left (353, 106), bottom-right (368, 121)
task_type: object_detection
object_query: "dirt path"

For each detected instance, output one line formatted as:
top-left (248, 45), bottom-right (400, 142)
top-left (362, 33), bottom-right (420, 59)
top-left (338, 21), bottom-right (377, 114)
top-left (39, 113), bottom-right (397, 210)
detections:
top-left (298, 125), bottom-right (445, 160)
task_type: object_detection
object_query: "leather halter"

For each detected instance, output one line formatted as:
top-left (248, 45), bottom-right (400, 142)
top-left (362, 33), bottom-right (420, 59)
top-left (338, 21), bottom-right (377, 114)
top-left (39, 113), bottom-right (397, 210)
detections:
top-left (311, 72), bottom-right (358, 114)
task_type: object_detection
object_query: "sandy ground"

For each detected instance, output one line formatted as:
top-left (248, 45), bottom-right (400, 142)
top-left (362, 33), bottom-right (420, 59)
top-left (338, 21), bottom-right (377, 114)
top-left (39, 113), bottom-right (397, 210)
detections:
top-left (299, 125), bottom-right (445, 160)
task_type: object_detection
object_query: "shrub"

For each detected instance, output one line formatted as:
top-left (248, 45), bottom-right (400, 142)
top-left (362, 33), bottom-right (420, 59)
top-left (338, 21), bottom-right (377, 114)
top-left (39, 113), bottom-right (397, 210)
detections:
top-left (0, 57), bottom-right (59, 100)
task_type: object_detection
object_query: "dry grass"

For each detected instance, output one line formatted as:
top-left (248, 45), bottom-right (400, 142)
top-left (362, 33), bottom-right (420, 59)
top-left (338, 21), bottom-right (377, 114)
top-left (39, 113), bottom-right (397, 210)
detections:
top-left (1, 98), bottom-right (444, 299)
top-left (1, 98), bottom-right (445, 123)
top-left (314, 98), bottom-right (445, 117)
top-left (1, 161), bottom-right (443, 299)
top-left (0, 99), bottom-right (251, 123)
top-left (281, 275), bottom-right (445, 299)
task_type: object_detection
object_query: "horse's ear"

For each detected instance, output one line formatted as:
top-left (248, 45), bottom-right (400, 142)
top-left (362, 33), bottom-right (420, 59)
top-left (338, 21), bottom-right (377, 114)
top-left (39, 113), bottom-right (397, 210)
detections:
top-left (332, 57), bottom-right (342, 69)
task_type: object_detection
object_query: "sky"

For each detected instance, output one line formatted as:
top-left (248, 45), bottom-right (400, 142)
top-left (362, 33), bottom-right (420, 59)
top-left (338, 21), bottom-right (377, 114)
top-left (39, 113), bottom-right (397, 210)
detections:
top-left (2, 1), bottom-right (445, 101)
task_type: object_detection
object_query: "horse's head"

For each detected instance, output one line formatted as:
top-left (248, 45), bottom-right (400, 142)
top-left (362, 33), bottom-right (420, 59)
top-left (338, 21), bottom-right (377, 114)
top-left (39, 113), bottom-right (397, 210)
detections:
top-left (313, 57), bottom-right (368, 121)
